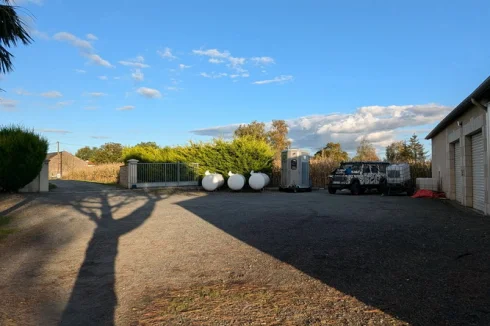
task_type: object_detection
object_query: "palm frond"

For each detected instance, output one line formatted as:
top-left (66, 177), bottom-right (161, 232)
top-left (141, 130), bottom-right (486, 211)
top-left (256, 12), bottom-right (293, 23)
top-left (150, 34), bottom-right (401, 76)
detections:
top-left (0, 2), bottom-right (32, 73)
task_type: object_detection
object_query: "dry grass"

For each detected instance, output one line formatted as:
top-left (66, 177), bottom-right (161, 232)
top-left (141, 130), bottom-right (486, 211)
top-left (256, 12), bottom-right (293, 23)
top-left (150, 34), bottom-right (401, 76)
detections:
top-left (62, 163), bottom-right (121, 184)
top-left (137, 283), bottom-right (408, 326)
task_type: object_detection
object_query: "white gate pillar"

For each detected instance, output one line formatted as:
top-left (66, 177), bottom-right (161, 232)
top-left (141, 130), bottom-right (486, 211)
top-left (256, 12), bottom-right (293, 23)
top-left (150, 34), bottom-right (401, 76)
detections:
top-left (128, 159), bottom-right (139, 189)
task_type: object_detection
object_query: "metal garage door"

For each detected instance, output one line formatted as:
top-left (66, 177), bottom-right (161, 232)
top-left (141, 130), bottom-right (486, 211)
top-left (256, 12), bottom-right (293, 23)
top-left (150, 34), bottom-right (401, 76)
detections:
top-left (454, 141), bottom-right (463, 203)
top-left (472, 133), bottom-right (485, 211)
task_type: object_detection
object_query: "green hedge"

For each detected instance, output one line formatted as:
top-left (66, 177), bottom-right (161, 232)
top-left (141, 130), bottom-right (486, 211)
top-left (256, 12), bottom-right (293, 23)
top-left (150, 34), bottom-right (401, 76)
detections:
top-left (122, 137), bottom-right (274, 177)
top-left (0, 125), bottom-right (48, 191)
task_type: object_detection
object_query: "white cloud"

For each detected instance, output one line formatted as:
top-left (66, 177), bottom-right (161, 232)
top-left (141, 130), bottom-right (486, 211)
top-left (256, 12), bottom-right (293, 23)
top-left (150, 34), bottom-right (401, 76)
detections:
top-left (38, 129), bottom-right (71, 134)
top-left (15, 0), bottom-right (43, 6)
top-left (193, 48), bottom-right (230, 59)
top-left (41, 91), bottom-right (63, 98)
top-left (91, 135), bottom-right (110, 139)
top-left (228, 56), bottom-right (246, 66)
top-left (53, 32), bottom-right (93, 50)
top-left (191, 103), bottom-right (452, 153)
top-left (119, 56), bottom-right (150, 68)
top-left (116, 105), bottom-right (135, 111)
top-left (31, 29), bottom-right (49, 40)
top-left (86, 33), bottom-right (98, 41)
top-left (209, 58), bottom-right (224, 64)
top-left (230, 73), bottom-right (249, 78)
top-left (75, 69), bottom-right (86, 74)
top-left (200, 72), bottom-right (227, 79)
top-left (85, 53), bottom-right (114, 68)
top-left (87, 92), bottom-right (107, 97)
top-left (253, 75), bottom-right (293, 85)
top-left (0, 98), bottom-right (18, 111)
top-left (157, 47), bottom-right (177, 60)
top-left (179, 64), bottom-right (191, 70)
top-left (56, 100), bottom-right (74, 107)
top-left (251, 56), bottom-right (275, 65)
top-left (137, 87), bottom-right (161, 98)
top-left (166, 86), bottom-right (182, 91)
top-left (14, 88), bottom-right (33, 96)
top-left (131, 69), bottom-right (144, 82)
top-left (98, 75), bottom-right (108, 80)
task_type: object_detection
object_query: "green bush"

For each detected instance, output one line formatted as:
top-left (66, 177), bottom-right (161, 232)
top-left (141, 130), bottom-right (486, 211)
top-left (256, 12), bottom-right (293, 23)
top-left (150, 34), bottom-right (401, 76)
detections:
top-left (0, 125), bottom-right (48, 191)
top-left (122, 137), bottom-right (274, 177)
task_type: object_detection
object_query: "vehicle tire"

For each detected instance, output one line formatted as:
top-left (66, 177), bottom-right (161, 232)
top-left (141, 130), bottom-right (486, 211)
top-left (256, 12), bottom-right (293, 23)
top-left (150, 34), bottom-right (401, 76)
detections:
top-left (359, 188), bottom-right (366, 195)
top-left (306, 187), bottom-right (312, 192)
top-left (351, 182), bottom-right (361, 195)
top-left (378, 179), bottom-right (387, 194)
top-left (328, 187), bottom-right (336, 194)
top-left (406, 186), bottom-right (415, 196)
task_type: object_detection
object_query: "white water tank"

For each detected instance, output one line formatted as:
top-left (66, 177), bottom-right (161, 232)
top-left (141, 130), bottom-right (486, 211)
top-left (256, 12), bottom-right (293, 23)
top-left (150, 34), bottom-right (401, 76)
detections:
top-left (227, 171), bottom-right (245, 191)
top-left (248, 170), bottom-right (270, 190)
top-left (202, 171), bottom-right (224, 191)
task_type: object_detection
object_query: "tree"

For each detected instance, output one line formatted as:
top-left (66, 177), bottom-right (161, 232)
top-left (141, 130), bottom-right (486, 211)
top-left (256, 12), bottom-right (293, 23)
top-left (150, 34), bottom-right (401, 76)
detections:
top-left (314, 142), bottom-right (349, 162)
top-left (352, 138), bottom-right (380, 161)
top-left (234, 121), bottom-right (267, 141)
top-left (91, 143), bottom-right (123, 164)
top-left (385, 141), bottom-right (410, 163)
top-left (0, 125), bottom-right (48, 191)
top-left (136, 141), bottom-right (158, 148)
top-left (0, 1), bottom-right (33, 74)
top-left (267, 120), bottom-right (291, 162)
top-left (407, 134), bottom-right (427, 163)
top-left (75, 146), bottom-right (97, 161)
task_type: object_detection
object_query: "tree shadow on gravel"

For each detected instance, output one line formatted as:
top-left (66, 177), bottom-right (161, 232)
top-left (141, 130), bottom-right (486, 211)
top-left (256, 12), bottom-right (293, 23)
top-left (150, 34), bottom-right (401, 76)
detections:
top-left (56, 190), bottom-right (162, 326)
top-left (176, 193), bottom-right (490, 325)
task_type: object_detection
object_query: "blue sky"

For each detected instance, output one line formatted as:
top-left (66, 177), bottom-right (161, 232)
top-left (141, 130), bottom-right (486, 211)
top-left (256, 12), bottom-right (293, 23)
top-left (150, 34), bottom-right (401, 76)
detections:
top-left (1, 0), bottom-right (489, 156)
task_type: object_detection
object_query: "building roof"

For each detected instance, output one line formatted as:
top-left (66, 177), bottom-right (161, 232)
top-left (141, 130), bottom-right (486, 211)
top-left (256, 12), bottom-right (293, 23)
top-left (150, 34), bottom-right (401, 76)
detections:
top-left (46, 152), bottom-right (58, 160)
top-left (426, 76), bottom-right (490, 139)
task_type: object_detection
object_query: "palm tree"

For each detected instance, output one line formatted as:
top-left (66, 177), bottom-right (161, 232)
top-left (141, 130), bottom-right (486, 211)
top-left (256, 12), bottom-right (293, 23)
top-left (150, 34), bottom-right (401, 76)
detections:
top-left (0, 0), bottom-right (32, 74)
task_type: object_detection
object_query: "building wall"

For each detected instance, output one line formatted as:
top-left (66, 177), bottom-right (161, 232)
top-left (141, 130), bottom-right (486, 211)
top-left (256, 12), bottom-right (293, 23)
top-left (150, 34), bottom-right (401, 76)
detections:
top-left (48, 152), bottom-right (88, 178)
top-left (431, 104), bottom-right (487, 212)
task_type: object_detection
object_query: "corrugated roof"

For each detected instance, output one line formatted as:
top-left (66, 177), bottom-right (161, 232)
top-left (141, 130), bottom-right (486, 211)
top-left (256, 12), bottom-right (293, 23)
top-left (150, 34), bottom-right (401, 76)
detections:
top-left (426, 76), bottom-right (490, 139)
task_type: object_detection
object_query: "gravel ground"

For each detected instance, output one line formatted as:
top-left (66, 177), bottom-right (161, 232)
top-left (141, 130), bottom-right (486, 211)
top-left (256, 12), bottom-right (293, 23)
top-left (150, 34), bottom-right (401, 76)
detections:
top-left (0, 181), bottom-right (489, 325)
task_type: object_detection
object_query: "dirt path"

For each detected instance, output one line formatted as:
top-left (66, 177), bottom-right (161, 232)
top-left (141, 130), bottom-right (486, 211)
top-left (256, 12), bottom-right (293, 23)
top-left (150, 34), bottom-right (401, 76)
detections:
top-left (1, 183), bottom-right (489, 325)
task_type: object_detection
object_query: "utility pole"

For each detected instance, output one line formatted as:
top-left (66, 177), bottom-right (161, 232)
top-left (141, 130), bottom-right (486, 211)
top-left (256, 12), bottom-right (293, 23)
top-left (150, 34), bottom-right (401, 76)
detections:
top-left (57, 141), bottom-right (62, 178)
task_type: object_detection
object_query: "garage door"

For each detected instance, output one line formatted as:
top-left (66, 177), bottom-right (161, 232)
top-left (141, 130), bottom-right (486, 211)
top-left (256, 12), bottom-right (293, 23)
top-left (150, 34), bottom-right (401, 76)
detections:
top-left (454, 141), bottom-right (463, 203)
top-left (472, 133), bottom-right (485, 211)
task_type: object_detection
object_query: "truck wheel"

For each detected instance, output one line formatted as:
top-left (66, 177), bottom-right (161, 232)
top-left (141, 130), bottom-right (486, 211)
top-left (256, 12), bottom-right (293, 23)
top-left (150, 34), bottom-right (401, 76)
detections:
top-left (351, 182), bottom-right (361, 195)
top-left (328, 187), bottom-right (336, 194)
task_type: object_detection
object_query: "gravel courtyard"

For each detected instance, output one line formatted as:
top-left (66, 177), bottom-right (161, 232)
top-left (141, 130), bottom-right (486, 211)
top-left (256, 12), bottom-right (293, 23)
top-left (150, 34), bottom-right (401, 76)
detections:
top-left (1, 181), bottom-right (489, 325)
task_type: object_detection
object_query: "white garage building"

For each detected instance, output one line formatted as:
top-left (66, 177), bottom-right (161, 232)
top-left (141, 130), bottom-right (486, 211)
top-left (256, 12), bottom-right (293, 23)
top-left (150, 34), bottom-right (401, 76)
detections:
top-left (426, 77), bottom-right (490, 214)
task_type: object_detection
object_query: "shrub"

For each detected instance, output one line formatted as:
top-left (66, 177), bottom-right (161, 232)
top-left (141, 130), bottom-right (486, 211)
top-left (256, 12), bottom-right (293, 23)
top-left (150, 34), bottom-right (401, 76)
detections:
top-left (122, 137), bottom-right (274, 177)
top-left (0, 125), bottom-right (48, 191)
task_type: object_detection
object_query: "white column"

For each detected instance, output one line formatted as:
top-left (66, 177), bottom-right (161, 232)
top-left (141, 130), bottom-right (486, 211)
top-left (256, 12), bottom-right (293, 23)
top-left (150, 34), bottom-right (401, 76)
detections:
top-left (39, 159), bottom-right (50, 192)
top-left (127, 159), bottom-right (139, 189)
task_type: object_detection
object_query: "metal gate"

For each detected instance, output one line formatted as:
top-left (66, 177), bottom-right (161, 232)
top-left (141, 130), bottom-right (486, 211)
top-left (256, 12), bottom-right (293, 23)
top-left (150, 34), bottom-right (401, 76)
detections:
top-left (472, 133), bottom-right (485, 211)
top-left (136, 162), bottom-right (199, 188)
top-left (454, 141), bottom-right (463, 203)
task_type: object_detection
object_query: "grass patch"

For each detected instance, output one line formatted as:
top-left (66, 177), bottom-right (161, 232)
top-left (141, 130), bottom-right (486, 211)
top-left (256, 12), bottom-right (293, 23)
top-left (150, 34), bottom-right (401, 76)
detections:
top-left (0, 215), bottom-right (17, 240)
top-left (136, 283), bottom-right (408, 325)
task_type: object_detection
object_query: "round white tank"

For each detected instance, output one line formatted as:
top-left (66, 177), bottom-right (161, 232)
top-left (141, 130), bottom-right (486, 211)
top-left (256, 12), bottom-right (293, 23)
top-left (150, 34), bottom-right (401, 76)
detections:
top-left (202, 171), bottom-right (224, 191)
top-left (248, 171), bottom-right (270, 190)
top-left (227, 171), bottom-right (245, 191)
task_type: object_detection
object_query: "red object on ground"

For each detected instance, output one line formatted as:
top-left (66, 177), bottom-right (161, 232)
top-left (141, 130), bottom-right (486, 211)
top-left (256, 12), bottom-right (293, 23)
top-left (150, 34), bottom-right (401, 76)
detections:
top-left (411, 189), bottom-right (446, 199)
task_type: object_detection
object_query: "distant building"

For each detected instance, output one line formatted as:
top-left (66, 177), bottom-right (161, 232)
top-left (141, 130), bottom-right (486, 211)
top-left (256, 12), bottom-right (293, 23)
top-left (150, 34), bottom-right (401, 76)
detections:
top-left (426, 77), bottom-right (490, 214)
top-left (46, 151), bottom-right (88, 179)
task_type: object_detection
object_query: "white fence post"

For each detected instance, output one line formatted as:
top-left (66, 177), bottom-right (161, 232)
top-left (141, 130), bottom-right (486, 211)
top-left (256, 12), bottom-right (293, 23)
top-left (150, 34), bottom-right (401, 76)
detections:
top-left (128, 159), bottom-right (139, 189)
